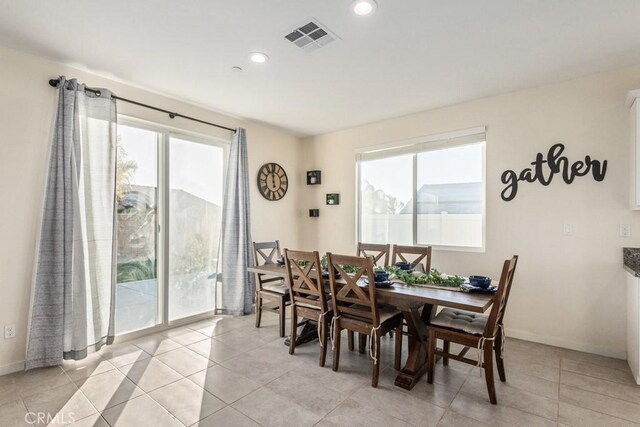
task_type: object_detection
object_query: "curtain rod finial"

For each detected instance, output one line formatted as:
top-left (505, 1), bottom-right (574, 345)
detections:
top-left (49, 79), bottom-right (59, 88)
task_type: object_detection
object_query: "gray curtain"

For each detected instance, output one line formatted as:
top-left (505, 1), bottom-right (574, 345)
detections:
top-left (217, 128), bottom-right (255, 315)
top-left (26, 76), bottom-right (117, 370)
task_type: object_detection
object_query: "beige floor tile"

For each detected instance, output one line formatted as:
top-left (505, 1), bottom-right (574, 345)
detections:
top-left (232, 387), bottom-right (323, 427)
top-left (561, 349), bottom-right (631, 373)
top-left (10, 366), bottom-right (73, 399)
top-left (561, 370), bottom-right (640, 405)
top-left (350, 381), bottom-right (446, 426)
top-left (154, 346), bottom-right (215, 377)
top-left (188, 365), bottom-right (261, 404)
top-left (187, 338), bottom-right (245, 363)
top-left (148, 378), bottom-right (225, 426)
top-left (437, 410), bottom-right (490, 427)
top-left (212, 327), bottom-right (271, 351)
top-left (460, 374), bottom-right (558, 420)
top-left (494, 368), bottom-right (559, 399)
top-left (118, 358), bottom-right (182, 392)
top-left (405, 379), bottom-right (461, 409)
top-left (0, 400), bottom-right (31, 426)
top-left (67, 414), bottom-right (110, 427)
top-left (23, 383), bottom-right (96, 426)
top-left (319, 398), bottom-right (411, 427)
top-left (220, 351), bottom-right (297, 385)
top-left (77, 369), bottom-right (144, 411)
top-left (503, 356), bottom-right (560, 383)
top-left (101, 394), bottom-right (182, 427)
top-left (194, 406), bottom-right (259, 427)
top-left (160, 327), bottom-right (209, 346)
top-left (99, 342), bottom-right (151, 368)
top-left (558, 402), bottom-right (638, 427)
top-left (0, 374), bottom-right (22, 407)
top-left (450, 392), bottom-right (556, 427)
top-left (130, 334), bottom-right (182, 356)
top-left (191, 317), bottom-right (248, 337)
top-left (426, 362), bottom-right (473, 390)
top-left (265, 372), bottom-right (346, 417)
top-left (61, 353), bottom-right (116, 384)
top-left (560, 384), bottom-right (640, 424)
top-left (288, 363), bottom-right (368, 395)
top-left (561, 358), bottom-right (636, 386)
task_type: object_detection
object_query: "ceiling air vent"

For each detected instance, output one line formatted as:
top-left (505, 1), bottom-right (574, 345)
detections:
top-left (284, 19), bottom-right (337, 52)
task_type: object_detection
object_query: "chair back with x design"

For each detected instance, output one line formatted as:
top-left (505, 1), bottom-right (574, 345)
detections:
top-left (356, 242), bottom-right (391, 267)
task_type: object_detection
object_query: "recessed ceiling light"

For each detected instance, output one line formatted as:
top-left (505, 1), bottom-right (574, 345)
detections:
top-left (249, 52), bottom-right (269, 63)
top-left (352, 0), bottom-right (377, 16)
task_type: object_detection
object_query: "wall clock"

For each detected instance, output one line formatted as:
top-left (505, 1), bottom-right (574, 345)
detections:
top-left (257, 162), bottom-right (288, 201)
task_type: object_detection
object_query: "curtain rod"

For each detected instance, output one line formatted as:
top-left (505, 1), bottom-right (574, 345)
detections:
top-left (48, 78), bottom-right (236, 133)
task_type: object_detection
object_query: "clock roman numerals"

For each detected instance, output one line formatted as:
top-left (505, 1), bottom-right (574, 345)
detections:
top-left (257, 163), bottom-right (288, 201)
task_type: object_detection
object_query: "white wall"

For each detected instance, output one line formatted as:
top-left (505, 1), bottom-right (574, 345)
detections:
top-left (301, 65), bottom-right (640, 359)
top-left (0, 46), bottom-right (304, 373)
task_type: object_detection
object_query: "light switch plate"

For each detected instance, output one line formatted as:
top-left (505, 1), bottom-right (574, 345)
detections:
top-left (620, 224), bottom-right (631, 237)
top-left (563, 224), bottom-right (573, 235)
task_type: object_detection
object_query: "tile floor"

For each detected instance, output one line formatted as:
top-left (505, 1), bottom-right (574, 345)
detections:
top-left (1, 312), bottom-right (639, 426)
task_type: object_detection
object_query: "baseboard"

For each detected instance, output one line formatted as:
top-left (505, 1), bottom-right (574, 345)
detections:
top-left (505, 328), bottom-right (627, 360)
top-left (0, 360), bottom-right (25, 376)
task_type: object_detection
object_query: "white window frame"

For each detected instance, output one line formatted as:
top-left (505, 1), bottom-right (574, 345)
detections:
top-left (115, 115), bottom-right (230, 339)
top-left (356, 127), bottom-right (486, 253)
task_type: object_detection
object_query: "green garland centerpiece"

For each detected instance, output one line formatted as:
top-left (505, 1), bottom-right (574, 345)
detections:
top-left (380, 265), bottom-right (465, 288)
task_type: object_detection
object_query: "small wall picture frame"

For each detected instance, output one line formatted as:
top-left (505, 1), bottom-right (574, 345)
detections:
top-left (307, 170), bottom-right (321, 185)
top-left (309, 209), bottom-right (320, 217)
top-left (326, 193), bottom-right (340, 205)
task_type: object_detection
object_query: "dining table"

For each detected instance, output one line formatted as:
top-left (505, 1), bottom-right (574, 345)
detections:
top-left (247, 263), bottom-right (494, 390)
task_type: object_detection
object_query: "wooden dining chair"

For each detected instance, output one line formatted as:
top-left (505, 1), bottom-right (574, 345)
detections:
top-left (253, 240), bottom-right (291, 337)
top-left (284, 249), bottom-right (332, 367)
top-left (356, 242), bottom-right (391, 267)
top-left (351, 243), bottom-right (392, 352)
top-left (426, 256), bottom-right (519, 404)
top-left (327, 253), bottom-right (404, 387)
top-left (391, 244), bottom-right (432, 273)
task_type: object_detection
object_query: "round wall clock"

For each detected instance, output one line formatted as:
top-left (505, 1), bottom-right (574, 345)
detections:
top-left (257, 162), bottom-right (288, 201)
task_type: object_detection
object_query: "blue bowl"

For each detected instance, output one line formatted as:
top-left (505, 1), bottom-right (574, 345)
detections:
top-left (395, 262), bottom-right (412, 271)
top-left (374, 271), bottom-right (389, 283)
top-left (469, 275), bottom-right (492, 289)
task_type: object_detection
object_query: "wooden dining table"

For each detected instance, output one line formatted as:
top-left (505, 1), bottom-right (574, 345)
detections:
top-left (247, 263), bottom-right (494, 390)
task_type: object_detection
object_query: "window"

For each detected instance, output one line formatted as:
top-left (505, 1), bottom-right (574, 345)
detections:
top-left (115, 119), bottom-right (227, 334)
top-left (357, 130), bottom-right (485, 250)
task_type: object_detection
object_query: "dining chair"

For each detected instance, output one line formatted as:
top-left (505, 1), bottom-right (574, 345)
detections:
top-left (391, 244), bottom-right (432, 273)
top-left (356, 242), bottom-right (391, 267)
top-left (426, 255), bottom-right (519, 404)
top-left (253, 240), bottom-right (291, 337)
top-left (327, 253), bottom-right (403, 387)
top-left (351, 243), bottom-right (392, 353)
top-left (284, 249), bottom-right (332, 367)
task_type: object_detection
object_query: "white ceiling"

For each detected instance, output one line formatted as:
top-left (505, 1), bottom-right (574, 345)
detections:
top-left (1, 0), bottom-right (640, 136)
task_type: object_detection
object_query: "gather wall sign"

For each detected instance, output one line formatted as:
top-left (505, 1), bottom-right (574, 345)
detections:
top-left (500, 143), bottom-right (608, 202)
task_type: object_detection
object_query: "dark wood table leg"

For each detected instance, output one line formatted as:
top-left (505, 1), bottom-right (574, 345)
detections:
top-left (284, 320), bottom-right (318, 346)
top-left (394, 304), bottom-right (435, 390)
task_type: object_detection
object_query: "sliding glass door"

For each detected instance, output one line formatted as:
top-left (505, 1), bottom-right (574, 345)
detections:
top-left (115, 125), bottom-right (160, 334)
top-left (168, 137), bottom-right (224, 321)
top-left (115, 120), bottom-right (226, 335)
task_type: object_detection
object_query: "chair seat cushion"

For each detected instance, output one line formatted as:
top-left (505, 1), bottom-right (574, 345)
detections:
top-left (262, 282), bottom-right (289, 294)
top-left (430, 308), bottom-right (487, 335)
top-left (379, 307), bottom-right (403, 324)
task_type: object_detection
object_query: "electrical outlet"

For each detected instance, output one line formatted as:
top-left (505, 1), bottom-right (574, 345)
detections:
top-left (563, 224), bottom-right (573, 235)
top-left (4, 324), bottom-right (15, 339)
top-left (620, 224), bottom-right (631, 237)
